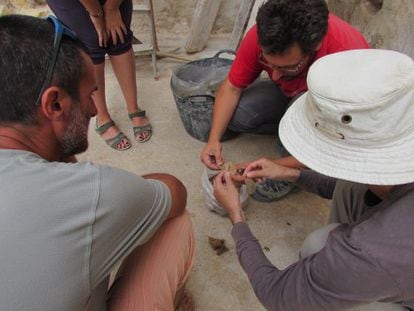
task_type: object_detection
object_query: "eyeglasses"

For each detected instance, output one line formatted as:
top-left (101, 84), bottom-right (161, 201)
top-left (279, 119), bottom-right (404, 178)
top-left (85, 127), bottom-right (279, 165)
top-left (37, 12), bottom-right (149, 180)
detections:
top-left (34, 16), bottom-right (77, 106)
top-left (258, 51), bottom-right (307, 74)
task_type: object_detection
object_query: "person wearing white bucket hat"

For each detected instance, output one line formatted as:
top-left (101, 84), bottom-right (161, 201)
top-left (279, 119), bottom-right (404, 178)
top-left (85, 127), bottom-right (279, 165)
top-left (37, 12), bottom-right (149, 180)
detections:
top-left (214, 49), bottom-right (414, 311)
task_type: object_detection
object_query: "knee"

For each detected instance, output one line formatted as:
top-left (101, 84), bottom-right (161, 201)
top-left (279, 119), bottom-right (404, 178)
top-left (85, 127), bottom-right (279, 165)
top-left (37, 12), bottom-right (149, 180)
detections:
top-left (300, 223), bottom-right (341, 259)
top-left (228, 105), bottom-right (262, 132)
top-left (143, 173), bottom-right (187, 213)
top-left (163, 174), bottom-right (187, 216)
top-left (161, 174), bottom-right (187, 204)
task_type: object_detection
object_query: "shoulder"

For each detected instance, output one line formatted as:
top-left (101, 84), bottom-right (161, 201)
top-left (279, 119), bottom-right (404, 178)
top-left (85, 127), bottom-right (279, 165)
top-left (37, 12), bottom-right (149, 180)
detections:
top-left (317, 13), bottom-right (369, 57)
top-left (228, 25), bottom-right (263, 88)
top-left (235, 24), bottom-right (260, 62)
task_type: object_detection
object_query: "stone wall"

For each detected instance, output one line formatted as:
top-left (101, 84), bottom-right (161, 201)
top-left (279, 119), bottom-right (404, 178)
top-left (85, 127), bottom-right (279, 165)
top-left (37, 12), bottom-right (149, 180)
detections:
top-left (2, 0), bottom-right (414, 59)
top-left (0, 0), bottom-right (238, 34)
top-left (327, 0), bottom-right (414, 58)
top-left (151, 0), bottom-right (237, 35)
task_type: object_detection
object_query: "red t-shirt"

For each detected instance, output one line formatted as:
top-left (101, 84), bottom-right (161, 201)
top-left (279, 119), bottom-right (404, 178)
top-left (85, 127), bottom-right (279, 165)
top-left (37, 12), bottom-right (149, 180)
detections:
top-left (228, 14), bottom-right (370, 97)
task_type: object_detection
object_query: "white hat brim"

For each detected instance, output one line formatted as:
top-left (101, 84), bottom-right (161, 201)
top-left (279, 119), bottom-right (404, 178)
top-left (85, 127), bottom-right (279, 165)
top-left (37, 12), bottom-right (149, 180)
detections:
top-left (279, 93), bottom-right (414, 185)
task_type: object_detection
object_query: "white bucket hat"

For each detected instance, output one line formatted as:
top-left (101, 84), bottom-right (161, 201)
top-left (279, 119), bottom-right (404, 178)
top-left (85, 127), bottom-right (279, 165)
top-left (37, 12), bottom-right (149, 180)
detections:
top-left (279, 49), bottom-right (414, 185)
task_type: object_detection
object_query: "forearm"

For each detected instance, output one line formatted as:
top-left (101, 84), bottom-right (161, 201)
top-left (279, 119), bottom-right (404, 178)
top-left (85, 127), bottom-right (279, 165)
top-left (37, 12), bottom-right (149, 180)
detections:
top-left (208, 78), bottom-right (242, 143)
top-left (273, 156), bottom-right (306, 169)
top-left (232, 223), bottom-right (286, 310)
top-left (295, 169), bottom-right (337, 199)
top-left (103, 0), bottom-right (123, 10)
top-left (79, 0), bottom-right (102, 16)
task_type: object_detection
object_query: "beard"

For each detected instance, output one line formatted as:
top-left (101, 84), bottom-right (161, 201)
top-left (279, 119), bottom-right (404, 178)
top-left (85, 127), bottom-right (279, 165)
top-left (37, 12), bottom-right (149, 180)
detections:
top-left (61, 103), bottom-right (90, 158)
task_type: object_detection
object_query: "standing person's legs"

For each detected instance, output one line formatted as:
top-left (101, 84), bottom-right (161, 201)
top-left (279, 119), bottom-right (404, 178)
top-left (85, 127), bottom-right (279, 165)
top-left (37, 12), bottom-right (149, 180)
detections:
top-left (47, 0), bottom-right (131, 150)
top-left (108, 0), bottom-right (152, 143)
top-left (110, 49), bottom-right (152, 143)
top-left (107, 211), bottom-right (195, 311)
top-left (228, 80), bottom-right (290, 134)
top-left (93, 62), bottom-right (131, 150)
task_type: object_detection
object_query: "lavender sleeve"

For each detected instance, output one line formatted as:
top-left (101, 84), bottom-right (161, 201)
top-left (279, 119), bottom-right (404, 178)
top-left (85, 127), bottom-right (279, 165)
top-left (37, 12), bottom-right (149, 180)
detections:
top-left (231, 223), bottom-right (401, 311)
top-left (295, 169), bottom-right (337, 199)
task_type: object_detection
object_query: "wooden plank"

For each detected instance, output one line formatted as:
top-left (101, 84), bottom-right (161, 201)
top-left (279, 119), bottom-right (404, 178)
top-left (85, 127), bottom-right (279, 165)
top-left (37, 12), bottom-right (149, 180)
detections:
top-left (185, 0), bottom-right (222, 53)
top-left (228, 0), bottom-right (255, 51)
top-left (246, 0), bottom-right (267, 33)
top-left (133, 4), bottom-right (150, 12)
top-left (148, 0), bottom-right (159, 51)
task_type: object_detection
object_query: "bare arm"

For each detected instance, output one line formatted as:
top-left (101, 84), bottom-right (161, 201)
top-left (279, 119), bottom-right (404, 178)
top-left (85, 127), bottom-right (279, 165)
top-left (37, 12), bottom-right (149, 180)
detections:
top-left (79, 0), bottom-right (102, 16)
top-left (143, 173), bottom-right (187, 219)
top-left (79, 0), bottom-right (107, 47)
top-left (200, 78), bottom-right (243, 169)
top-left (273, 156), bottom-right (307, 169)
top-left (103, 0), bottom-right (123, 10)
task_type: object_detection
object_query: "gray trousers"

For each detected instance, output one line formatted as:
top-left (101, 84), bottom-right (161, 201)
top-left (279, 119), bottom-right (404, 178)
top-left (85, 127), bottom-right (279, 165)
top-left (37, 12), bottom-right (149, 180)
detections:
top-left (300, 181), bottom-right (406, 311)
top-left (228, 80), bottom-right (290, 135)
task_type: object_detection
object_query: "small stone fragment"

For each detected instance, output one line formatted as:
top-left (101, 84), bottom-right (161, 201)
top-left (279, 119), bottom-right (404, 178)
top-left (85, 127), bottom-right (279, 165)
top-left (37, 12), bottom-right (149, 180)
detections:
top-left (208, 236), bottom-right (229, 256)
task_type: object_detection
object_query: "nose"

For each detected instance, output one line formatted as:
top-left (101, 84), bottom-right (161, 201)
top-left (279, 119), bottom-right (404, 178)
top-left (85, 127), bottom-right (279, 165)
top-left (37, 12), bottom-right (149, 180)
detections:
top-left (271, 69), bottom-right (283, 81)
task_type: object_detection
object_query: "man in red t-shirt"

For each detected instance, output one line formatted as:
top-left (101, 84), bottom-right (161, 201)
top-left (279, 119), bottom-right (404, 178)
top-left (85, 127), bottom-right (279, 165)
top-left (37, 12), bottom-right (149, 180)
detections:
top-left (200, 0), bottom-right (369, 202)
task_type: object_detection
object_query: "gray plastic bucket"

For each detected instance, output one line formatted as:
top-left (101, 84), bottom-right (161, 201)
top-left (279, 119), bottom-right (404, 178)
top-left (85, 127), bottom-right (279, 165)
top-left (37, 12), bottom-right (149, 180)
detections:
top-left (171, 50), bottom-right (238, 142)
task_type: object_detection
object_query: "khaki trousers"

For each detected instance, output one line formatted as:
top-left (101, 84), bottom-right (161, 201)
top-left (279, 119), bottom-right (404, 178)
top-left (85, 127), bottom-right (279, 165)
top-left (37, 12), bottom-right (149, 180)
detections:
top-left (85, 211), bottom-right (195, 311)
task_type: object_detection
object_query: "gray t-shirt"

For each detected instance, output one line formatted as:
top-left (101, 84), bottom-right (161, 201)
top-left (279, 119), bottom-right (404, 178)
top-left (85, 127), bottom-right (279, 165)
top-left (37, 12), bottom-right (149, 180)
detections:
top-left (232, 170), bottom-right (414, 311)
top-left (0, 150), bottom-right (171, 311)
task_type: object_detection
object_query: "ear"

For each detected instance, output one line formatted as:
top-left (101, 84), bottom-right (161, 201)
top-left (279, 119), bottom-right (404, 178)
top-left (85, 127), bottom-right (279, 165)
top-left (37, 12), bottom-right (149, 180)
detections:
top-left (39, 87), bottom-right (72, 121)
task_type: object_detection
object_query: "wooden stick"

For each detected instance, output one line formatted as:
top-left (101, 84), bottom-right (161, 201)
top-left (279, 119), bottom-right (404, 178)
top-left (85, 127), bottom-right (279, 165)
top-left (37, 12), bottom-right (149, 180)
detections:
top-left (185, 0), bottom-right (222, 53)
top-left (229, 0), bottom-right (255, 51)
top-left (156, 51), bottom-right (195, 62)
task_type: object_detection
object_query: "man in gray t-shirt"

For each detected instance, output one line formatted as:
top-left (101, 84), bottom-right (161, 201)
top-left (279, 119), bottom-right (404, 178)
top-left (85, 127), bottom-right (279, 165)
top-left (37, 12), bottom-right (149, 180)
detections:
top-left (214, 49), bottom-right (414, 310)
top-left (0, 15), bottom-right (194, 310)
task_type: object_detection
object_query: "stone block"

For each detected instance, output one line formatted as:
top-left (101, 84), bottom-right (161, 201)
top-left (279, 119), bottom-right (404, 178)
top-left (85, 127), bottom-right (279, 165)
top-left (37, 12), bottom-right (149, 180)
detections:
top-left (328, 0), bottom-right (414, 59)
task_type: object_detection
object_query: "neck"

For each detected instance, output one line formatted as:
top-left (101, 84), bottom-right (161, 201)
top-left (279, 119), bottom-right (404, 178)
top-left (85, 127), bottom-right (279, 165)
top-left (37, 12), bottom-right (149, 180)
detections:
top-left (368, 185), bottom-right (395, 200)
top-left (0, 124), bottom-right (60, 162)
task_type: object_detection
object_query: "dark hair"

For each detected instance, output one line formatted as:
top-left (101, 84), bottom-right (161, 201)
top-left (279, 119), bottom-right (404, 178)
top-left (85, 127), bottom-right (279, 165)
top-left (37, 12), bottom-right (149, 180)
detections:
top-left (0, 15), bottom-right (86, 124)
top-left (256, 0), bottom-right (329, 55)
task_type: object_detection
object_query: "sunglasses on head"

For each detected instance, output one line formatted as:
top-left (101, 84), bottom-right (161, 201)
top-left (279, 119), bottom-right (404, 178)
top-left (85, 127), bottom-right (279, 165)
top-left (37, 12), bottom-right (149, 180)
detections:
top-left (34, 16), bottom-right (77, 106)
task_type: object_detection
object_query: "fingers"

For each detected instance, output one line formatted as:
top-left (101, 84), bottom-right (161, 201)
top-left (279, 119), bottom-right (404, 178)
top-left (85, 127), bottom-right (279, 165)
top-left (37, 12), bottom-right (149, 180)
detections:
top-left (119, 22), bottom-right (127, 43)
top-left (201, 152), bottom-right (220, 170)
top-left (110, 29), bottom-right (118, 46)
top-left (201, 144), bottom-right (224, 170)
top-left (212, 149), bottom-right (224, 168)
top-left (98, 33), bottom-right (103, 48)
top-left (244, 160), bottom-right (263, 177)
top-left (243, 159), bottom-right (270, 183)
top-left (214, 171), bottom-right (234, 190)
top-left (98, 31), bottom-right (108, 48)
top-left (105, 12), bottom-right (127, 45)
top-left (214, 171), bottom-right (227, 187)
top-left (114, 26), bottom-right (125, 44)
